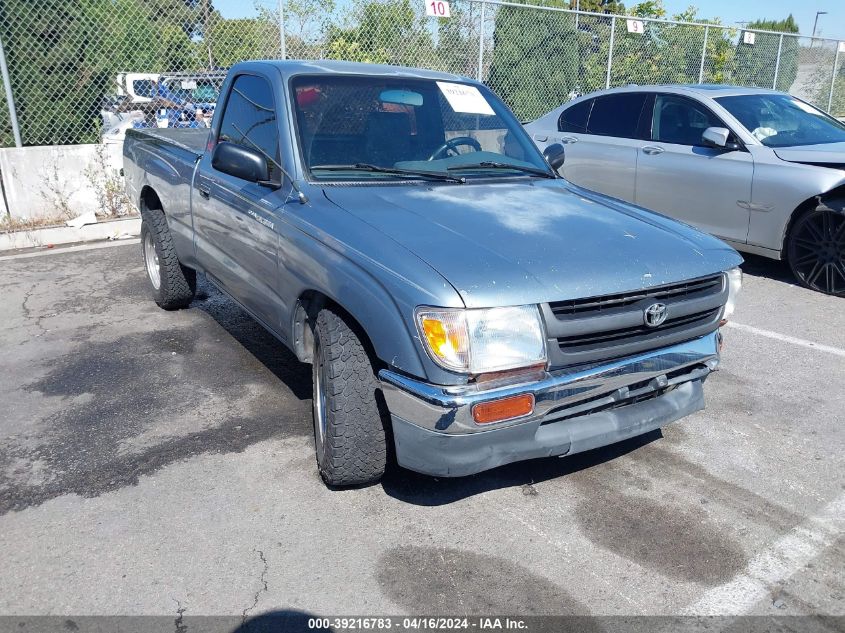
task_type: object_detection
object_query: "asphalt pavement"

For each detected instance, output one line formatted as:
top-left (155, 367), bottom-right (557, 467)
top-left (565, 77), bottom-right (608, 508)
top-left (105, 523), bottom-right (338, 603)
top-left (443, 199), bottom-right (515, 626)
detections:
top-left (0, 241), bottom-right (842, 627)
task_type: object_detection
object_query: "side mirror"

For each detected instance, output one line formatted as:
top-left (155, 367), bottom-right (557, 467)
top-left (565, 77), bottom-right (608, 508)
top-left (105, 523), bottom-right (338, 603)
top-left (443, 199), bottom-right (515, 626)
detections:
top-left (702, 126), bottom-right (730, 149)
top-left (543, 143), bottom-right (566, 170)
top-left (212, 141), bottom-right (271, 183)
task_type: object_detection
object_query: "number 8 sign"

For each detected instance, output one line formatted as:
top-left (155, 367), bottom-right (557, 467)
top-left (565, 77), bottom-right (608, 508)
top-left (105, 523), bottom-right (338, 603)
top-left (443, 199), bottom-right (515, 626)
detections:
top-left (426, 0), bottom-right (451, 17)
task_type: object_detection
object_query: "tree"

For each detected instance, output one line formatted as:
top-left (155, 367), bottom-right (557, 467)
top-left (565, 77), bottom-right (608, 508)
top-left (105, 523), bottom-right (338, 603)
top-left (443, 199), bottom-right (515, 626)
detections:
top-left (286, 0), bottom-right (337, 44)
top-left (325, 0), bottom-right (433, 68)
top-left (208, 18), bottom-right (278, 68)
top-left (488, 0), bottom-right (580, 120)
top-left (606, 2), bottom-right (723, 86)
top-left (734, 15), bottom-right (800, 91)
top-left (0, 0), bottom-right (204, 145)
top-left (569, 0), bottom-right (625, 13)
top-left (435, 3), bottom-right (478, 77)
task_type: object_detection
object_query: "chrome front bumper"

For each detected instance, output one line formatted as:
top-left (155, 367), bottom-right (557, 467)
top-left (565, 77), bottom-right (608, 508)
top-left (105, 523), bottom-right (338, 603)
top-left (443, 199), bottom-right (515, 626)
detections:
top-left (379, 331), bottom-right (721, 435)
top-left (378, 332), bottom-right (720, 477)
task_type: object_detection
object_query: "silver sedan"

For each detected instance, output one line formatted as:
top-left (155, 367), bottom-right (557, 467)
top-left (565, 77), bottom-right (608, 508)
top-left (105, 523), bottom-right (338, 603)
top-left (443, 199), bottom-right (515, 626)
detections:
top-left (525, 85), bottom-right (845, 296)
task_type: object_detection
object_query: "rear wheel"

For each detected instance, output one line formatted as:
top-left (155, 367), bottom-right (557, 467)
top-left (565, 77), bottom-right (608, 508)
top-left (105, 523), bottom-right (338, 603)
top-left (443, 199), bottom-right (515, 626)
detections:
top-left (140, 206), bottom-right (196, 309)
top-left (787, 208), bottom-right (845, 297)
top-left (311, 308), bottom-right (387, 486)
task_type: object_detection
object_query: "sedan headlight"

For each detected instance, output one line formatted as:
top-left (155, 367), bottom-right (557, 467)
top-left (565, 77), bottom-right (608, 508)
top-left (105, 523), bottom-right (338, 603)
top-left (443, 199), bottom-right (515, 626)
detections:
top-left (416, 305), bottom-right (547, 374)
top-left (723, 267), bottom-right (743, 320)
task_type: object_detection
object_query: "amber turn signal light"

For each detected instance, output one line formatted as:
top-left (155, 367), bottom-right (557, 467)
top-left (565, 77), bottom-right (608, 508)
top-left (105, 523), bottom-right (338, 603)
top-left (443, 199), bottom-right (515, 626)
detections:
top-left (472, 394), bottom-right (535, 425)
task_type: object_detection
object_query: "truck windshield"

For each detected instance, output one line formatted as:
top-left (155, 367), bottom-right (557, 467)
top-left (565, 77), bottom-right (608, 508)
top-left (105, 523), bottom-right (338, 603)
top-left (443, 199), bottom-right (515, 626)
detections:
top-left (291, 75), bottom-right (553, 181)
top-left (715, 94), bottom-right (845, 147)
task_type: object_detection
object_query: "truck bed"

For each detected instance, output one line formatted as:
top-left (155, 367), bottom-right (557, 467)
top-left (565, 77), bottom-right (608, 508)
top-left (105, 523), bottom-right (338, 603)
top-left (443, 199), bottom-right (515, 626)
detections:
top-left (125, 127), bottom-right (209, 156)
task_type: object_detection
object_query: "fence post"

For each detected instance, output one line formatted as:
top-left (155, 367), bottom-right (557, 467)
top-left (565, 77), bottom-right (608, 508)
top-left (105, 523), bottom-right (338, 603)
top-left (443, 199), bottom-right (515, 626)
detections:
top-left (476, 0), bottom-right (486, 82)
top-left (697, 25), bottom-right (709, 83)
top-left (605, 16), bottom-right (616, 89)
top-left (278, 0), bottom-right (287, 59)
top-left (0, 31), bottom-right (22, 148)
top-left (772, 33), bottom-right (784, 89)
top-left (829, 45), bottom-right (840, 113)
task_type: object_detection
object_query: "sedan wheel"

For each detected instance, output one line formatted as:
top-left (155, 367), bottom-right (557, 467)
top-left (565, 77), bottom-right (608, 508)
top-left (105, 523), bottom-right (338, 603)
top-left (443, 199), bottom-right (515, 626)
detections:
top-left (787, 209), bottom-right (845, 297)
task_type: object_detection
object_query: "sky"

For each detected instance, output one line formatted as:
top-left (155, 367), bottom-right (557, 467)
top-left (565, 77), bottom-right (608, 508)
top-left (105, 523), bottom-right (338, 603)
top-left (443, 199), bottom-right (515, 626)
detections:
top-left (215, 0), bottom-right (845, 41)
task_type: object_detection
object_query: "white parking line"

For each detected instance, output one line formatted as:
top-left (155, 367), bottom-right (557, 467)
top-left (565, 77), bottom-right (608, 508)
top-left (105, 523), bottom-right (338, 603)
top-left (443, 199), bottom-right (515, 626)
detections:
top-left (683, 493), bottom-right (845, 615)
top-left (0, 238), bottom-right (139, 262)
top-left (726, 322), bottom-right (845, 358)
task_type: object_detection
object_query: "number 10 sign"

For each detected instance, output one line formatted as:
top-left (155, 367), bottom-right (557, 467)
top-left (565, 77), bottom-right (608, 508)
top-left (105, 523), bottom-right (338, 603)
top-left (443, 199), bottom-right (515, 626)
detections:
top-left (426, 0), bottom-right (451, 17)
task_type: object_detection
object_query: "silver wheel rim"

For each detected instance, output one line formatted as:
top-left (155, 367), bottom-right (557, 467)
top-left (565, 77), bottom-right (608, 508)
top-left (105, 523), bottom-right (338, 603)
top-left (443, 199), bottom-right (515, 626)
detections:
top-left (313, 339), bottom-right (328, 456)
top-left (143, 231), bottom-right (161, 290)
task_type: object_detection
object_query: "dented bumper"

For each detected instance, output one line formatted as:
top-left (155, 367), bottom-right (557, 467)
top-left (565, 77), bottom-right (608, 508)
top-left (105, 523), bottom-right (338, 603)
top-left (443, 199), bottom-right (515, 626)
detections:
top-left (378, 331), bottom-right (720, 476)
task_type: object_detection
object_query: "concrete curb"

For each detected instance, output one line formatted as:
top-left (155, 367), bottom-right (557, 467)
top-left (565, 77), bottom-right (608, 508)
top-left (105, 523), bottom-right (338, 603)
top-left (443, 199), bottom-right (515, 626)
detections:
top-left (0, 216), bottom-right (141, 252)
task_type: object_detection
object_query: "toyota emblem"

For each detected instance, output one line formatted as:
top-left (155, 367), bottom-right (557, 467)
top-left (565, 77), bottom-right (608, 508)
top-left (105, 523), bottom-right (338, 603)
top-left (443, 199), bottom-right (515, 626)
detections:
top-left (644, 302), bottom-right (668, 327)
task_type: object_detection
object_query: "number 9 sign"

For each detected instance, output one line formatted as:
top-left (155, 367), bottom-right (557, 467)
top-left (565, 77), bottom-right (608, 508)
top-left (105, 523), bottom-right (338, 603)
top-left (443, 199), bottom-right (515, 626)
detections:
top-left (426, 0), bottom-right (451, 18)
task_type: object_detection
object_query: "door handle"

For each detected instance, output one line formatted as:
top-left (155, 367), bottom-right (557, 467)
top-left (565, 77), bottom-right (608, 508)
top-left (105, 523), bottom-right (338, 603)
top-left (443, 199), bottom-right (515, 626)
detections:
top-left (642, 146), bottom-right (664, 155)
top-left (560, 135), bottom-right (578, 144)
top-left (198, 185), bottom-right (211, 199)
top-left (532, 133), bottom-right (548, 142)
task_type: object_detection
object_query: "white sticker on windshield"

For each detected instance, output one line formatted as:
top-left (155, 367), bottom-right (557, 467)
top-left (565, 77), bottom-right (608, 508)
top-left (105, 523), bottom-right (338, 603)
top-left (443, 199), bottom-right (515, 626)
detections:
top-left (437, 81), bottom-right (495, 115)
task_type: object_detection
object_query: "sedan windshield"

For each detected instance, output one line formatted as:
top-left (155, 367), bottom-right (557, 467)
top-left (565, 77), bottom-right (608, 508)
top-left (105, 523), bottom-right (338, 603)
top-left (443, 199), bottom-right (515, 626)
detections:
top-left (290, 75), bottom-right (553, 181)
top-left (715, 94), bottom-right (845, 147)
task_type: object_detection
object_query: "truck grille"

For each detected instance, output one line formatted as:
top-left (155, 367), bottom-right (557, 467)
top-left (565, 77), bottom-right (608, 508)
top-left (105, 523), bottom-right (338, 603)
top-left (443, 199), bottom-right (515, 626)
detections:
top-left (543, 274), bottom-right (726, 368)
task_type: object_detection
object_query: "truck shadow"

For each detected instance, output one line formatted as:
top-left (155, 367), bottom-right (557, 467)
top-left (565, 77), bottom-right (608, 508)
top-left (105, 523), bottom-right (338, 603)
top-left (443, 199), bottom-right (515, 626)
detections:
top-left (193, 275), bottom-right (312, 402)
top-left (381, 429), bottom-right (661, 506)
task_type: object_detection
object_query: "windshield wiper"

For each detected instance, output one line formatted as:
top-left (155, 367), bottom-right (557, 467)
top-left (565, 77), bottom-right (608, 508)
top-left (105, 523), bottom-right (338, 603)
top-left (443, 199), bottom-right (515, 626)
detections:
top-left (447, 161), bottom-right (556, 179)
top-left (311, 163), bottom-right (465, 183)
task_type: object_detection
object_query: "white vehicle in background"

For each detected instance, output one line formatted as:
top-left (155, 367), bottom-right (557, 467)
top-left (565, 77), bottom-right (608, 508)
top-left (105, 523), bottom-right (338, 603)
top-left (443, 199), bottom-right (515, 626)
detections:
top-left (101, 71), bottom-right (226, 141)
top-left (100, 73), bottom-right (159, 134)
top-left (526, 85), bottom-right (845, 296)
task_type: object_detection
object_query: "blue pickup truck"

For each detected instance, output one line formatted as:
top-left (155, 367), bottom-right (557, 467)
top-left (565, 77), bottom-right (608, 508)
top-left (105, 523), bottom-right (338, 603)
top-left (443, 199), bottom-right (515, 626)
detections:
top-left (123, 60), bottom-right (743, 486)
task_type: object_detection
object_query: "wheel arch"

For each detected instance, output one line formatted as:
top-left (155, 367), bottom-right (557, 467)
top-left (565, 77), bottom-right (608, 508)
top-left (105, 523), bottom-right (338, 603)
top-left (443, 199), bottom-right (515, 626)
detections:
top-left (782, 184), bottom-right (845, 259)
top-left (291, 290), bottom-right (383, 371)
top-left (139, 185), bottom-right (164, 214)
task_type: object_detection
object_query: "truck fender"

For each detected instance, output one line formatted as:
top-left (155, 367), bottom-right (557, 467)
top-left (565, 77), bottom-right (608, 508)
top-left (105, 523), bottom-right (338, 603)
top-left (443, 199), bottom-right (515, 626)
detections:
top-left (282, 230), bottom-right (433, 380)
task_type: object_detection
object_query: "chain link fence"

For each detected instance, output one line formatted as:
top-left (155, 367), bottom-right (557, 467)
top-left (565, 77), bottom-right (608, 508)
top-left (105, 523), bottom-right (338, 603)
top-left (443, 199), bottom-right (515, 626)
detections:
top-left (0, 0), bottom-right (843, 148)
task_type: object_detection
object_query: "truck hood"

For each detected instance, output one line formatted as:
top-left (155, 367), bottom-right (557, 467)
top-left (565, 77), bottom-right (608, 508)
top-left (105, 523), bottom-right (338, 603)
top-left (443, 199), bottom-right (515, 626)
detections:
top-left (323, 179), bottom-right (741, 307)
top-left (774, 142), bottom-right (845, 166)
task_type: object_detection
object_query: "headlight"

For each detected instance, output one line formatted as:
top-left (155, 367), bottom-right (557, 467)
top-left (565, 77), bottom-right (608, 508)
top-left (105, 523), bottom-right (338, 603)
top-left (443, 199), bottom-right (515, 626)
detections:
top-left (416, 305), bottom-right (547, 374)
top-left (723, 267), bottom-right (742, 320)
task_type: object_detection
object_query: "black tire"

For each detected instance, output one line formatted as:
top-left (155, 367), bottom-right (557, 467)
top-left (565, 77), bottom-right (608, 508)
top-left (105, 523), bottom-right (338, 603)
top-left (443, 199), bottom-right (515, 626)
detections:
top-left (140, 206), bottom-right (196, 310)
top-left (786, 205), bottom-right (845, 297)
top-left (311, 308), bottom-right (387, 486)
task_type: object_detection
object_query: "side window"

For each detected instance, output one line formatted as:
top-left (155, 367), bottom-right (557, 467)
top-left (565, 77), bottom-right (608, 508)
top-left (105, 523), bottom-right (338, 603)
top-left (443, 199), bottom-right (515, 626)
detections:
top-left (652, 95), bottom-right (722, 146)
top-left (586, 93), bottom-right (647, 138)
top-left (218, 75), bottom-right (279, 177)
top-left (558, 99), bottom-right (592, 133)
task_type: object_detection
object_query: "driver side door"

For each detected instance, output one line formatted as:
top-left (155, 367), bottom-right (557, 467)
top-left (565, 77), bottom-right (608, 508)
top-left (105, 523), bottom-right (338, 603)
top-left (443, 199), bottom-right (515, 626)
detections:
top-left (193, 73), bottom-right (284, 332)
top-left (635, 93), bottom-right (753, 244)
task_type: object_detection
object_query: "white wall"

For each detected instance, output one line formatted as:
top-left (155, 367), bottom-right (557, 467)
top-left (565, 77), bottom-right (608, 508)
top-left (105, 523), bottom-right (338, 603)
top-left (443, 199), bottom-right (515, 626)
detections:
top-left (0, 142), bottom-right (124, 221)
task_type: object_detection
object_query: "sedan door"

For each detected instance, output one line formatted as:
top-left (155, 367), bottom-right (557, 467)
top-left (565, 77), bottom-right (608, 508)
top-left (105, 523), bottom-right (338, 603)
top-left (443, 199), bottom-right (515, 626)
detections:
top-left (531, 93), bottom-right (648, 202)
top-left (635, 93), bottom-right (753, 244)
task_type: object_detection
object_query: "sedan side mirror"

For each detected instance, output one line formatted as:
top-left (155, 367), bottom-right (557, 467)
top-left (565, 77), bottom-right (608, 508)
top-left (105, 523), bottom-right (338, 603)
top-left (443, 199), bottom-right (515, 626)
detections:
top-left (702, 126), bottom-right (730, 149)
top-left (543, 143), bottom-right (566, 170)
top-left (212, 141), bottom-right (271, 184)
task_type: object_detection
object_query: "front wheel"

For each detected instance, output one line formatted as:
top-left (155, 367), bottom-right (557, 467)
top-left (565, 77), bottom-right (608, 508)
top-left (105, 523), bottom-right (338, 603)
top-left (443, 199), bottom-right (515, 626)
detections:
top-left (787, 207), bottom-right (845, 297)
top-left (311, 308), bottom-right (388, 486)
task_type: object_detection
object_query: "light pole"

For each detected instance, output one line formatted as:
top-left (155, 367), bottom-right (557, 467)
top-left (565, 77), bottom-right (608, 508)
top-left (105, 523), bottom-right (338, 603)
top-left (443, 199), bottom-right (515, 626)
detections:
top-left (812, 11), bottom-right (827, 46)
